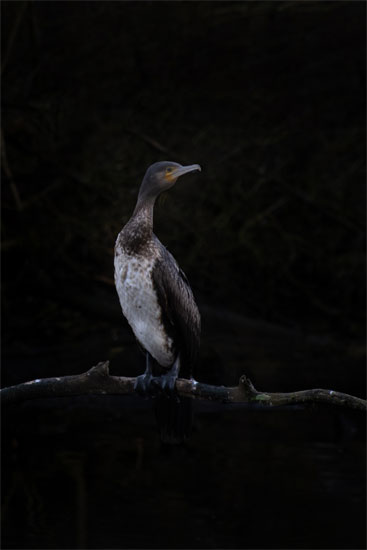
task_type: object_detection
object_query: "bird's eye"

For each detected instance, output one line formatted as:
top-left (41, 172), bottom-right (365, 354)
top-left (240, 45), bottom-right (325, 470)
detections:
top-left (165, 167), bottom-right (173, 174)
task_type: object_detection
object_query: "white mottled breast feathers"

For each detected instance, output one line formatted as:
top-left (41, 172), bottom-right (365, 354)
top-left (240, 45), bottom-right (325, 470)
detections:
top-left (114, 236), bottom-right (175, 367)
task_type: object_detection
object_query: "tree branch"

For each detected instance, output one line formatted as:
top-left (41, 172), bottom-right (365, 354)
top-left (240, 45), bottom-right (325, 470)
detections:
top-left (1, 361), bottom-right (365, 411)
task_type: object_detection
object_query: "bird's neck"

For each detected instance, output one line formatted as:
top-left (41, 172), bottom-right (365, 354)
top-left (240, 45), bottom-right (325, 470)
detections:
top-left (132, 194), bottom-right (156, 232)
top-left (121, 195), bottom-right (156, 254)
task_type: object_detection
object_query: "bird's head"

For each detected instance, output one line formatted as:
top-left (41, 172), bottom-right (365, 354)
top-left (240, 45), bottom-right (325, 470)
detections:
top-left (138, 161), bottom-right (201, 202)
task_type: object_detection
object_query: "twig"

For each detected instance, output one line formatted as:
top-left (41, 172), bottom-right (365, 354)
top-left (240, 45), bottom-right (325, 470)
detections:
top-left (125, 129), bottom-right (188, 163)
top-left (127, 129), bottom-right (171, 154)
top-left (1, 361), bottom-right (365, 411)
top-left (1, 1), bottom-right (28, 75)
top-left (1, 129), bottom-right (23, 211)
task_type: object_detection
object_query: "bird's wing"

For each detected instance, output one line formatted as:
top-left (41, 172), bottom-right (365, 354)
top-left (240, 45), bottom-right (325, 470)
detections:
top-left (152, 247), bottom-right (201, 375)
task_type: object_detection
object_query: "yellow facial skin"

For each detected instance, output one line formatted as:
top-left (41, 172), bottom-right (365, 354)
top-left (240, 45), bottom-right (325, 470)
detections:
top-left (164, 167), bottom-right (176, 183)
top-left (162, 163), bottom-right (201, 184)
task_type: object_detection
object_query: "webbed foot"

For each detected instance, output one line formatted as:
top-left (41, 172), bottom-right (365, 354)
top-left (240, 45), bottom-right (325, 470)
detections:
top-left (152, 371), bottom-right (179, 400)
top-left (134, 373), bottom-right (156, 397)
top-left (134, 352), bottom-right (159, 398)
top-left (152, 355), bottom-right (181, 400)
top-left (134, 353), bottom-right (181, 401)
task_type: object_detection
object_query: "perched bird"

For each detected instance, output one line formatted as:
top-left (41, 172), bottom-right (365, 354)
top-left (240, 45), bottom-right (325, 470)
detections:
top-left (114, 161), bottom-right (201, 443)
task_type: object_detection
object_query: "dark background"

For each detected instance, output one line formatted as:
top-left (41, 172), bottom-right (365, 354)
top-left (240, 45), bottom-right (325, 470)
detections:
top-left (1, 1), bottom-right (366, 549)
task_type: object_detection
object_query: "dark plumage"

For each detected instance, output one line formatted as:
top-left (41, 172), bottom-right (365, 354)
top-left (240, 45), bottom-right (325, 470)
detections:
top-left (114, 161), bottom-right (201, 443)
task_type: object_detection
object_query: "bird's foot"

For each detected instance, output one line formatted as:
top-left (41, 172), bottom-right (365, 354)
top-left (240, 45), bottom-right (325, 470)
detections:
top-left (134, 373), bottom-right (157, 397)
top-left (152, 372), bottom-right (179, 401)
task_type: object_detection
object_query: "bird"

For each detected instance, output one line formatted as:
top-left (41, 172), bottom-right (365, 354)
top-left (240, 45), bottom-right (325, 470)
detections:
top-left (114, 161), bottom-right (201, 443)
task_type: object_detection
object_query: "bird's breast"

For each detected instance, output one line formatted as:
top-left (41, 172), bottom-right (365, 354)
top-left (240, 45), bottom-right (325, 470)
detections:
top-left (114, 244), bottom-right (175, 367)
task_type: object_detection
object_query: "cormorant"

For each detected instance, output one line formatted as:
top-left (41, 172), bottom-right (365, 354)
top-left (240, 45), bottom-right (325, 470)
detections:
top-left (114, 161), bottom-right (201, 443)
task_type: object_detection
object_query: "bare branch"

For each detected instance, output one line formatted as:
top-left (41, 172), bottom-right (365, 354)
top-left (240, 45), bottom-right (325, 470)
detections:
top-left (1, 129), bottom-right (23, 211)
top-left (1, 1), bottom-right (28, 75)
top-left (1, 361), bottom-right (365, 412)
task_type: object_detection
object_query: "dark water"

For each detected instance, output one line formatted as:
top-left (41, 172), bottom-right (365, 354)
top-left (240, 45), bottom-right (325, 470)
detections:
top-left (2, 393), bottom-right (365, 549)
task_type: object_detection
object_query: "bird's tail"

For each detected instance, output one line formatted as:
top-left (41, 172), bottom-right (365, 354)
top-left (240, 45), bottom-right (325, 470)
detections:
top-left (154, 395), bottom-right (193, 444)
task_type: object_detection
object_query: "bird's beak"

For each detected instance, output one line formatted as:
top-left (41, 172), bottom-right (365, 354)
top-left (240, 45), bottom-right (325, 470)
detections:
top-left (173, 164), bottom-right (201, 179)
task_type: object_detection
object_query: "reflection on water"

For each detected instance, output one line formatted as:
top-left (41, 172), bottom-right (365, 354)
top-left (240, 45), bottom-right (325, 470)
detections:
top-left (2, 394), bottom-right (365, 549)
